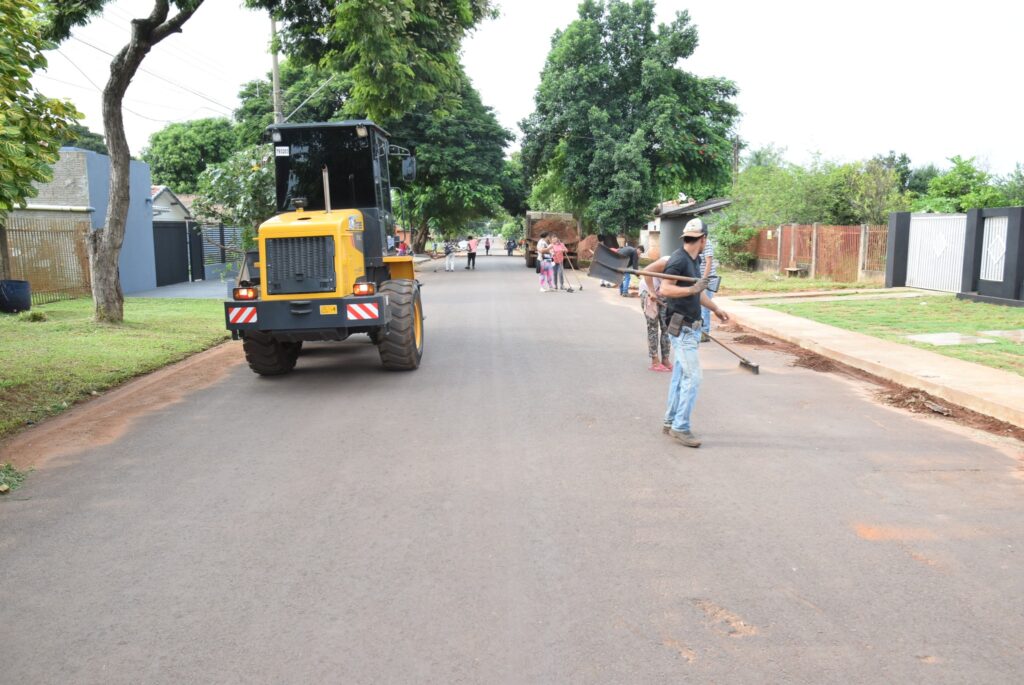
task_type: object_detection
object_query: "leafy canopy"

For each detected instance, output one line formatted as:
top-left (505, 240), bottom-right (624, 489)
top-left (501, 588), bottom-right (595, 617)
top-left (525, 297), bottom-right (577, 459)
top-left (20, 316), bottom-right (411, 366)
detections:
top-left (521, 0), bottom-right (739, 236)
top-left (912, 156), bottom-right (1008, 213)
top-left (246, 0), bottom-right (494, 121)
top-left (0, 0), bottom-right (80, 214)
top-left (192, 145), bottom-right (277, 249)
top-left (386, 69), bottom-right (511, 245)
top-left (142, 118), bottom-right (236, 193)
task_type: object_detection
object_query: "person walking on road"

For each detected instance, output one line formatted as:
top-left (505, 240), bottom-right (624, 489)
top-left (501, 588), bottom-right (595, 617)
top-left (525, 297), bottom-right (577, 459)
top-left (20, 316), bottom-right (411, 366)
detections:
top-left (484, 237), bottom-right (491, 256)
top-left (506, 238), bottom-right (516, 256)
top-left (444, 239), bottom-right (457, 271)
top-left (465, 235), bottom-right (478, 269)
top-left (644, 219), bottom-right (729, 448)
top-left (639, 273), bottom-right (671, 371)
top-left (699, 235), bottom-right (717, 343)
top-left (550, 236), bottom-right (568, 290)
top-left (616, 244), bottom-right (643, 296)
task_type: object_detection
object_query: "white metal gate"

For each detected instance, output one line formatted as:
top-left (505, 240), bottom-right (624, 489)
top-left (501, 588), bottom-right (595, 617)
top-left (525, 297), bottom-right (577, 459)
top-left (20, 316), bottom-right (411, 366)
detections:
top-left (906, 214), bottom-right (966, 292)
top-left (980, 215), bottom-right (1008, 282)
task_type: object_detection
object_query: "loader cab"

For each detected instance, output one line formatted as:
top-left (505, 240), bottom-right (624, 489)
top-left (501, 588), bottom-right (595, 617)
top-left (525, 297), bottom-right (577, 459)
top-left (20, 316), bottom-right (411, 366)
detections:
top-left (268, 121), bottom-right (395, 267)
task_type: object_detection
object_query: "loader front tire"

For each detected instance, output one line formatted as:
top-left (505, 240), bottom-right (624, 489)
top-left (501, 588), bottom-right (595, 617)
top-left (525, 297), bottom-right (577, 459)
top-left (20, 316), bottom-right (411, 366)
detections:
top-left (242, 332), bottom-right (299, 376)
top-left (377, 279), bottom-right (423, 370)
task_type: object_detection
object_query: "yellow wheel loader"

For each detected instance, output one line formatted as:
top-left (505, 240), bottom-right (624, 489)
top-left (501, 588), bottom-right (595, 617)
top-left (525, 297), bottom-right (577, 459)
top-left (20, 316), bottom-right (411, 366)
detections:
top-left (225, 121), bottom-right (423, 375)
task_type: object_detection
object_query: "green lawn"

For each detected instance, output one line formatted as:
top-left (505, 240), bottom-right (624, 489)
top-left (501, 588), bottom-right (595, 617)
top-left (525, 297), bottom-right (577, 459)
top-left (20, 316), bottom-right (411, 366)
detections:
top-left (761, 295), bottom-right (1024, 376)
top-left (719, 269), bottom-right (884, 295)
top-left (0, 298), bottom-right (230, 438)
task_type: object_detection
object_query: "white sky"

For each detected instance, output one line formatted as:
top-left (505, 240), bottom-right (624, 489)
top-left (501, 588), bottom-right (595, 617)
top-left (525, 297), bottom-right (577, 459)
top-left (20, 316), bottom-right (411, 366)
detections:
top-left (35, 0), bottom-right (1024, 175)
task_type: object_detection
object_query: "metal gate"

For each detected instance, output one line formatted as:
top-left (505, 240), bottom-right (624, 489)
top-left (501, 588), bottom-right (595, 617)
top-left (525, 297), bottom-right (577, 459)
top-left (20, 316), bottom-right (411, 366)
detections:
top-left (906, 214), bottom-right (966, 292)
top-left (153, 221), bottom-right (204, 286)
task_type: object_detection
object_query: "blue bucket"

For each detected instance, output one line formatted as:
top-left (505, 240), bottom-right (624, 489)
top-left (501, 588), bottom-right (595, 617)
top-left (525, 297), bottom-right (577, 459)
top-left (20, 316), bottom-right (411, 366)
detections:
top-left (0, 279), bottom-right (31, 313)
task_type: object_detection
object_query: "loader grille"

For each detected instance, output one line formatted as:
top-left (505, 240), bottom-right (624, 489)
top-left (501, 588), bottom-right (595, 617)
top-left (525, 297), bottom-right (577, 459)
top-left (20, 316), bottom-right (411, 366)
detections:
top-left (265, 236), bottom-right (336, 295)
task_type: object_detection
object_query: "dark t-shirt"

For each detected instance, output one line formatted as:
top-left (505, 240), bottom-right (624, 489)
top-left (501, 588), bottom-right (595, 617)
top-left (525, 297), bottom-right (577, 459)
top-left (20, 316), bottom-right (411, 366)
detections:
top-left (618, 245), bottom-right (639, 269)
top-left (663, 248), bottom-right (701, 323)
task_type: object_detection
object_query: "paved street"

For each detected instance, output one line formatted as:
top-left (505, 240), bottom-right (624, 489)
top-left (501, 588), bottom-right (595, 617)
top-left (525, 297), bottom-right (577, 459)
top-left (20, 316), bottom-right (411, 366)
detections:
top-left (2, 255), bottom-right (1023, 683)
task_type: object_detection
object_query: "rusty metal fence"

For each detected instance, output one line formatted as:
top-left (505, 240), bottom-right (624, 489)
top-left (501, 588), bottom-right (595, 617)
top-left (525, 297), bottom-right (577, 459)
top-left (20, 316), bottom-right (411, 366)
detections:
top-left (1, 215), bottom-right (92, 305)
top-left (751, 224), bottom-right (888, 282)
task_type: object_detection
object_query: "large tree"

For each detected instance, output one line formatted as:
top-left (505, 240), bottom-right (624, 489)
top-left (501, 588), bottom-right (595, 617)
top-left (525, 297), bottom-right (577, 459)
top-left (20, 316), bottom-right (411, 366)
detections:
top-left (1, 0), bottom-right (79, 279)
top-left (385, 71), bottom-right (512, 253)
top-left (44, 0), bottom-right (205, 322)
top-left (141, 117), bottom-right (236, 193)
top-left (246, 0), bottom-right (495, 122)
top-left (521, 0), bottom-right (739, 237)
top-left (912, 156), bottom-right (1008, 213)
top-left (59, 122), bottom-right (108, 155)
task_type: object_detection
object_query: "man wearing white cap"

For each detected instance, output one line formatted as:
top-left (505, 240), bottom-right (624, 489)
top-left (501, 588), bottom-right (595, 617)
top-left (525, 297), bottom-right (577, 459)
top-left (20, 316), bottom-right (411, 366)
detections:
top-left (643, 218), bottom-right (729, 448)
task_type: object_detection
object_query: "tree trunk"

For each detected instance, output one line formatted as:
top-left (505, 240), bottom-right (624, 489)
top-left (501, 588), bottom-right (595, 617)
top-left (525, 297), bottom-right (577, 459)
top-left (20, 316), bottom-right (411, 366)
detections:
top-left (91, 1), bottom-right (201, 322)
top-left (412, 219), bottom-right (430, 255)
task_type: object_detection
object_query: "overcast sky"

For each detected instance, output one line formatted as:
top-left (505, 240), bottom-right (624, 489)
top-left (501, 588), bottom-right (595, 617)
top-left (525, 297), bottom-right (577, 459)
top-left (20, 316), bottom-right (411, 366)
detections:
top-left (35, 0), bottom-right (1023, 175)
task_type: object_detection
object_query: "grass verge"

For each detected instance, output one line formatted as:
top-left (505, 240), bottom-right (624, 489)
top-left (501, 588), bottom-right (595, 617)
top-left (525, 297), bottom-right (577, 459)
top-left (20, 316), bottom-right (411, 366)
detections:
top-left (0, 297), bottom-right (230, 439)
top-left (0, 462), bottom-right (29, 493)
top-left (761, 295), bottom-right (1024, 376)
top-left (719, 269), bottom-right (884, 295)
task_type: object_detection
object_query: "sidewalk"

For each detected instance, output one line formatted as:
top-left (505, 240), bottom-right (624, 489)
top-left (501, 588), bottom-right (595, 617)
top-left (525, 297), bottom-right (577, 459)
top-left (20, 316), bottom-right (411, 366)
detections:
top-left (720, 296), bottom-right (1024, 429)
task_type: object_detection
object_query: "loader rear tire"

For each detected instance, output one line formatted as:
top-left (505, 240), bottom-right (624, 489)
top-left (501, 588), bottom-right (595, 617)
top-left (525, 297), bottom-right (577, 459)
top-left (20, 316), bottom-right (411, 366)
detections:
top-left (242, 332), bottom-right (299, 376)
top-left (377, 279), bottom-right (423, 370)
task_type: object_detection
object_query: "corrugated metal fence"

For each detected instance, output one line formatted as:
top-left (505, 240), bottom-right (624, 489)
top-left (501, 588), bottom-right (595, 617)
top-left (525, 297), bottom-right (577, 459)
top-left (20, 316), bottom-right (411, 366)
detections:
top-left (752, 224), bottom-right (888, 282)
top-left (200, 224), bottom-right (245, 265)
top-left (1, 215), bottom-right (92, 305)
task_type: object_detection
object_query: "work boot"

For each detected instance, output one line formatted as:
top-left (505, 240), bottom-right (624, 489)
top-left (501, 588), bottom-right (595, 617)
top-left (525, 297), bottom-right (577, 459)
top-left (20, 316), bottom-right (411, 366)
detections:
top-left (669, 429), bottom-right (701, 448)
top-left (662, 423), bottom-right (671, 434)
top-left (700, 332), bottom-right (710, 343)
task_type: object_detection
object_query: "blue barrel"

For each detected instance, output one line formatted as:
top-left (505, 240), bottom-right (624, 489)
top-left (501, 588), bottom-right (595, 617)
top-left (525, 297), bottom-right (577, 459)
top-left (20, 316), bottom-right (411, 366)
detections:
top-left (0, 279), bottom-right (31, 313)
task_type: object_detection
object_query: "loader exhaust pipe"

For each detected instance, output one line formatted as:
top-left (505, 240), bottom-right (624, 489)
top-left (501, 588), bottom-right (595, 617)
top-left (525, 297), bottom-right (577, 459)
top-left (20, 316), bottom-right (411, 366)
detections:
top-left (322, 165), bottom-right (331, 213)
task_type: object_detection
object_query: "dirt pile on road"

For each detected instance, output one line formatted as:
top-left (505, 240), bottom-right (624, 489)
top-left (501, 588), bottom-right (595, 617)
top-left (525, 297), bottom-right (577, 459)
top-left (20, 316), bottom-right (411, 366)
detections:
top-left (733, 335), bottom-right (772, 346)
top-left (577, 235), bottom-right (598, 259)
top-left (789, 349), bottom-right (838, 373)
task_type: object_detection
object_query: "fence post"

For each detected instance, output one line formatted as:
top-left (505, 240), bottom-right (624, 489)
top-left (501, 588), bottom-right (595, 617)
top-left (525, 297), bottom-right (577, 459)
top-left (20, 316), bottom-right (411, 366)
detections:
top-left (858, 224), bottom-right (868, 282)
top-left (0, 221), bottom-right (10, 280)
top-left (219, 224), bottom-right (226, 264)
top-left (789, 223), bottom-right (796, 268)
top-left (811, 223), bottom-right (819, 278)
top-left (776, 225), bottom-right (783, 273)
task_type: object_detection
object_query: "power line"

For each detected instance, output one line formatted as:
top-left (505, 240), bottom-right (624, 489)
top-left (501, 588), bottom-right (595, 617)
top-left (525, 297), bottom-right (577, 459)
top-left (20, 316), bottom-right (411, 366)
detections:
top-left (70, 35), bottom-right (234, 113)
top-left (55, 50), bottom-right (173, 123)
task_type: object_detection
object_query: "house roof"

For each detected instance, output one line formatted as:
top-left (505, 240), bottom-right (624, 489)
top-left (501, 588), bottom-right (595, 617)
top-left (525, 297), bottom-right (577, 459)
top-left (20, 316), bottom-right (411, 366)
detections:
top-left (655, 197), bottom-right (732, 218)
top-left (150, 185), bottom-right (194, 220)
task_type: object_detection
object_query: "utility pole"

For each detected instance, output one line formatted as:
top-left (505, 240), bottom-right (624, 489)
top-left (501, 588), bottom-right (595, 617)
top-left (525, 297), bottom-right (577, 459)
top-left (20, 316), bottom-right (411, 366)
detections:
top-left (270, 17), bottom-right (284, 124)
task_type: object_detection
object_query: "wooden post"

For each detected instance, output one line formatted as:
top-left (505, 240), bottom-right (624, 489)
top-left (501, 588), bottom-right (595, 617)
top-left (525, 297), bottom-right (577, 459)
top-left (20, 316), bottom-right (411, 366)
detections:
top-left (858, 224), bottom-right (868, 282)
top-left (0, 220), bottom-right (10, 281)
top-left (776, 225), bottom-right (782, 273)
top-left (789, 223), bottom-right (796, 268)
top-left (811, 223), bottom-right (819, 278)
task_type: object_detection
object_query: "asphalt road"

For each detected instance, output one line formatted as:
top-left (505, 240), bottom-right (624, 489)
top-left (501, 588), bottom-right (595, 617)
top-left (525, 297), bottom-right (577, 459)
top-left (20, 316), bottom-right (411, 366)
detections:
top-left (2, 255), bottom-right (1023, 683)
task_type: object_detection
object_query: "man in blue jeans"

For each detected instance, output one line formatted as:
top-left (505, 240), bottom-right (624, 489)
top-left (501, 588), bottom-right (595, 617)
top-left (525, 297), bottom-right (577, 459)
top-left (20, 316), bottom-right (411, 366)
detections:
top-left (643, 218), bottom-right (729, 448)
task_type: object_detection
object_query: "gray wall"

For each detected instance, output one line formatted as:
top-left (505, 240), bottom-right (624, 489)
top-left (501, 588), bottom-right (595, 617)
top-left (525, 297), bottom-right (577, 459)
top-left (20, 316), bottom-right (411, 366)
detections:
top-left (659, 217), bottom-right (685, 256)
top-left (82, 149), bottom-right (157, 294)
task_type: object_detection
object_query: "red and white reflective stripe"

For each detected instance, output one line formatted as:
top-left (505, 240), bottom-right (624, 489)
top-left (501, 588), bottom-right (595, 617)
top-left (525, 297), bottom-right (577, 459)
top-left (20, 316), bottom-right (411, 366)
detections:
top-left (228, 306), bottom-right (257, 324)
top-left (346, 302), bottom-right (379, 320)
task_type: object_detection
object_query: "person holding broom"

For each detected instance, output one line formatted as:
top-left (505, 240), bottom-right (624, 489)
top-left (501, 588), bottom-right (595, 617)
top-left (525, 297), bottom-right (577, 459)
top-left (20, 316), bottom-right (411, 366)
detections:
top-left (643, 218), bottom-right (729, 448)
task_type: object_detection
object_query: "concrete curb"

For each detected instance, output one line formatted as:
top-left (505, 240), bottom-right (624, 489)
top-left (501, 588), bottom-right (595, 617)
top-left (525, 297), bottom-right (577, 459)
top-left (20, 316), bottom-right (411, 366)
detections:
top-left (719, 297), bottom-right (1024, 429)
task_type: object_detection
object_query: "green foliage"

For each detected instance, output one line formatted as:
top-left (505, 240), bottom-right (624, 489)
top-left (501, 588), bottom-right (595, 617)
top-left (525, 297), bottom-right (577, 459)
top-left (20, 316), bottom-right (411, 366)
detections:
top-left (142, 118), bottom-right (237, 194)
top-left (247, 0), bottom-right (494, 122)
top-left (0, 0), bottom-right (80, 214)
top-left (0, 462), bottom-right (28, 492)
top-left (192, 145), bottom-right (276, 248)
top-left (59, 122), bottom-right (107, 154)
top-left (999, 163), bottom-right (1024, 206)
top-left (234, 60), bottom-right (351, 147)
top-left (521, 0), bottom-right (738, 237)
top-left (499, 152), bottom-right (529, 217)
top-left (906, 163), bottom-right (939, 197)
top-left (385, 70), bottom-right (511, 246)
top-left (912, 156), bottom-right (1008, 213)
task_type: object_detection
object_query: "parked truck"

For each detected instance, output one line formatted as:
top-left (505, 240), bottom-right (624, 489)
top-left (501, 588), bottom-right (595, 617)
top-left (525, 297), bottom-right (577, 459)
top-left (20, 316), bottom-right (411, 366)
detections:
top-left (523, 211), bottom-right (580, 269)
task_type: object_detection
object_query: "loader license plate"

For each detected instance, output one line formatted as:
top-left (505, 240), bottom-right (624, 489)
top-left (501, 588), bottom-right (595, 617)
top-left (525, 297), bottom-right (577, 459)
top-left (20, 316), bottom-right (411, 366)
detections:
top-left (319, 304), bottom-right (338, 315)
